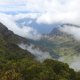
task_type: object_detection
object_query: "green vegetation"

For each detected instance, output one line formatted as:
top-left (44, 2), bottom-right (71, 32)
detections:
top-left (0, 23), bottom-right (80, 80)
top-left (0, 58), bottom-right (77, 80)
top-left (0, 35), bottom-right (77, 80)
top-left (29, 29), bottom-right (80, 63)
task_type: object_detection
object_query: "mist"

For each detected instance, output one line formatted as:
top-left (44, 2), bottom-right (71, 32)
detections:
top-left (19, 43), bottom-right (80, 71)
top-left (59, 25), bottom-right (80, 41)
top-left (58, 55), bottom-right (80, 71)
top-left (18, 42), bottom-right (80, 71)
top-left (0, 13), bottom-right (41, 40)
top-left (18, 43), bottom-right (52, 62)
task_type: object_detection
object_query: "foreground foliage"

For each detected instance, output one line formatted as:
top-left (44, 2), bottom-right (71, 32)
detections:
top-left (0, 57), bottom-right (77, 80)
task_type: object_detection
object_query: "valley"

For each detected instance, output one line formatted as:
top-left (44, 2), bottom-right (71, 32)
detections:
top-left (28, 24), bottom-right (80, 71)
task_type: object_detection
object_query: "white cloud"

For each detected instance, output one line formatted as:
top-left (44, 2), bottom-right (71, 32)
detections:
top-left (70, 56), bottom-right (80, 71)
top-left (21, 0), bottom-right (80, 25)
top-left (0, 13), bottom-right (41, 40)
top-left (36, 12), bottom-right (78, 24)
top-left (13, 13), bottom-right (39, 21)
top-left (59, 55), bottom-right (80, 71)
top-left (36, 0), bottom-right (80, 25)
top-left (60, 25), bottom-right (80, 41)
top-left (19, 43), bottom-right (52, 62)
top-left (0, 0), bottom-right (26, 5)
top-left (0, 0), bottom-right (80, 26)
top-left (0, 0), bottom-right (80, 40)
top-left (0, 0), bottom-right (26, 12)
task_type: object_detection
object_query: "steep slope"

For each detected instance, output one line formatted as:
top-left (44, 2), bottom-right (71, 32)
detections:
top-left (0, 23), bottom-right (29, 44)
top-left (45, 24), bottom-right (80, 70)
top-left (0, 23), bottom-right (33, 60)
top-left (0, 22), bottom-right (78, 80)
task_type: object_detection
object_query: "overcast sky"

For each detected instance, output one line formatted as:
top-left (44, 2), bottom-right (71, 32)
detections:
top-left (0, 0), bottom-right (79, 24)
top-left (0, 0), bottom-right (80, 40)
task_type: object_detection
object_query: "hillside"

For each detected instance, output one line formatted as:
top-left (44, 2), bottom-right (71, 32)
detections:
top-left (29, 24), bottom-right (80, 71)
top-left (0, 23), bottom-right (29, 44)
top-left (48, 24), bottom-right (80, 64)
top-left (0, 22), bottom-right (79, 80)
top-left (0, 23), bottom-right (33, 59)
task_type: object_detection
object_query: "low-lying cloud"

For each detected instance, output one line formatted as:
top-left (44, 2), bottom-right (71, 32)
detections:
top-left (19, 43), bottom-right (80, 71)
top-left (60, 25), bottom-right (80, 41)
top-left (59, 55), bottom-right (80, 71)
top-left (0, 13), bottom-right (41, 40)
top-left (19, 43), bottom-right (52, 62)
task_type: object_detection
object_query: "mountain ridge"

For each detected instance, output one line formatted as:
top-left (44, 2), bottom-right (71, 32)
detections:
top-left (0, 22), bottom-right (29, 44)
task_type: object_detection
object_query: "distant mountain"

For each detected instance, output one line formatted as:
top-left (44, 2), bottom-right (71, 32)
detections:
top-left (29, 23), bottom-right (80, 71)
top-left (49, 23), bottom-right (80, 36)
top-left (49, 26), bottom-right (64, 36)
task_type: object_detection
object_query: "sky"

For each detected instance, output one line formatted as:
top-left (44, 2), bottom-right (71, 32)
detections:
top-left (0, 0), bottom-right (79, 24)
top-left (0, 0), bottom-right (80, 40)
